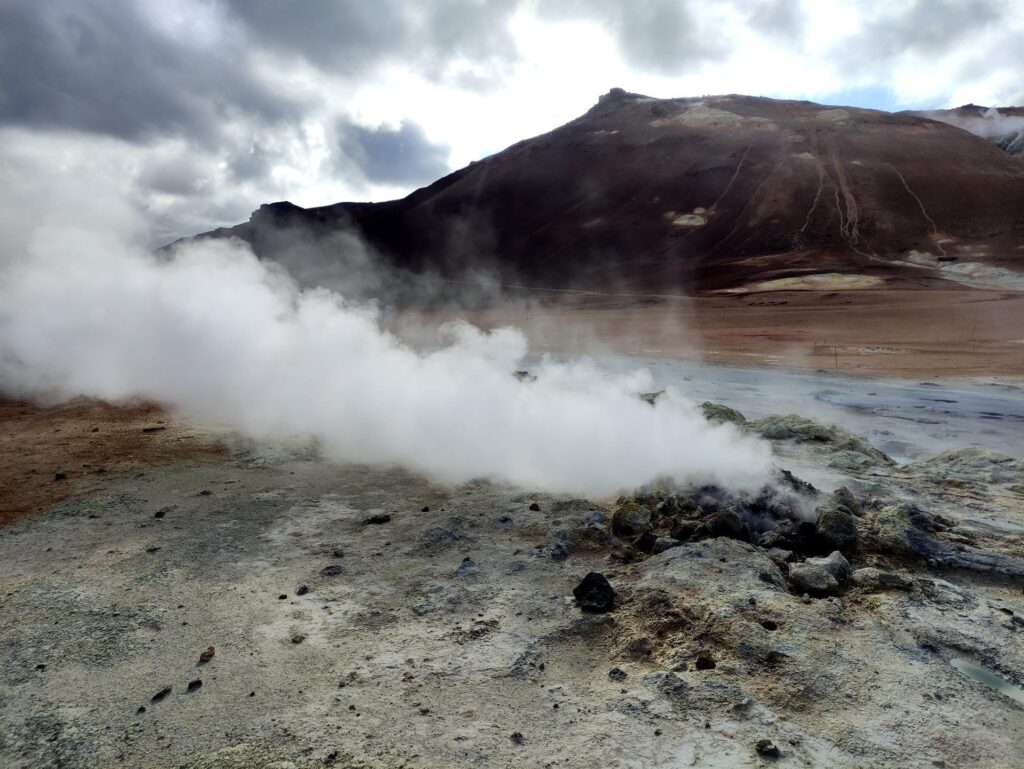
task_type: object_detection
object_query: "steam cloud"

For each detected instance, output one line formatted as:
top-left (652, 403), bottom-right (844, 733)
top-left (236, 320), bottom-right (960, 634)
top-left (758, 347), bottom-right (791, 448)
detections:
top-left (0, 160), bottom-right (772, 496)
top-left (924, 107), bottom-right (1024, 153)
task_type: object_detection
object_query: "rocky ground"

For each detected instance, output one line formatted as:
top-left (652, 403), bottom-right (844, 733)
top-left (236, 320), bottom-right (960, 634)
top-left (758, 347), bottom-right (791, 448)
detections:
top-left (1, 402), bottom-right (1023, 768)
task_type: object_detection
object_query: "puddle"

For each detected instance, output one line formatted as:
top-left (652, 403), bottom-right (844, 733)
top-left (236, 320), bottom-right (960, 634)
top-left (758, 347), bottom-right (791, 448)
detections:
top-left (950, 658), bottom-right (1024, 707)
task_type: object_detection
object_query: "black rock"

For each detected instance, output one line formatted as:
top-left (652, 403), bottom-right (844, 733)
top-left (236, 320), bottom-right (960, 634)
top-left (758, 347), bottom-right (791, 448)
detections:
top-left (421, 506), bottom-right (430, 512)
top-left (529, 502), bottom-right (541, 511)
top-left (755, 739), bottom-right (781, 758)
top-left (633, 531), bottom-right (658, 554)
top-left (608, 667), bottom-right (628, 681)
top-left (198, 646), bottom-right (215, 664)
top-left (53, 472), bottom-right (67, 481)
top-left (332, 548), bottom-right (344, 558)
top-left (510, 731), bottom-right (524, 745)
top-left (151, 686), bottom-right (172, 702)
top-left (320, 565), bottom-right (343, 577)
top-left (572, 572), bottom-right (616, 613)
top-left (703, 510), bottom-right (750, 541)
top-left (296, 584), bottom-right (310, 596)
top-left (363, 514), bottom-right (392, 525)
top-left (187, 679), bottom-right (202, 692)
top-left (136, 706), bottom-right (146, 714)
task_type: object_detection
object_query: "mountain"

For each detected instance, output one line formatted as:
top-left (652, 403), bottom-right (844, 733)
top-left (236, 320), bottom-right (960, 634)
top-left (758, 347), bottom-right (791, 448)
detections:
top-left (908, 104), bottom-right (1024, 156)
top-left (181, 90), bottom-right (1024, 294)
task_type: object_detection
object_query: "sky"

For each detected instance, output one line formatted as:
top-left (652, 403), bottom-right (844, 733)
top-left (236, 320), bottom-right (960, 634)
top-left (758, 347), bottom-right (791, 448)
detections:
top-left (2, 0), bottom-right (1022, 247)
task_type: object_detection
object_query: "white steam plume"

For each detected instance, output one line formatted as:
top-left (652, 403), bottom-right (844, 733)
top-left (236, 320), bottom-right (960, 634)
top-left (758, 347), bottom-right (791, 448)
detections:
top-left (0, 152), bottom-right (772, 496)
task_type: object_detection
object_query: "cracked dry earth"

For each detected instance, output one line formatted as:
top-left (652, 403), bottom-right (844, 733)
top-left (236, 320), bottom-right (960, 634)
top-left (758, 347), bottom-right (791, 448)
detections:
top-left (1, 415), bottom-right (1023, 769)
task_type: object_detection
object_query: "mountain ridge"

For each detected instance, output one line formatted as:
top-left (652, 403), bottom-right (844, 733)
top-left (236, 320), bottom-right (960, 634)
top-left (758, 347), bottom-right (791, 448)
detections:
top-left (177, 90), bottom-right (1024, 294)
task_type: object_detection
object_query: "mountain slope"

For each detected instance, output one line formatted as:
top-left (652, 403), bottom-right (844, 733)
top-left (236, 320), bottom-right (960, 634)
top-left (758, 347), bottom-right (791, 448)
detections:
top-left (183, 90), bottom-right (1024, 293)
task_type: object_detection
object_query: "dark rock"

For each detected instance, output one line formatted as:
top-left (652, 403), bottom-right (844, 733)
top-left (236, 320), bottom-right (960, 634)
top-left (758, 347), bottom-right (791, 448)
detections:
top-left (608, 667), bottom-right (627, 681)
top-left (529, 502), bottom-right (540, 511)
top-left (776, 468), bottom-right (817, 495)
top-left (652, 536), bottom-right (681, 554)
top-left (187, 679), bottom-right (202, 692)
top-left (332, 548), bottom-right (345, 558)
top-left (755, 739), bottom-right (781, 758)
top-left (363, 513), bottom-right (392, 525)
top-left (670, 520), bottom-right (701, 541)
top-left (291, 634), bottom-right (306, 644)
top-left (321, 564), bottom-right (343, 577)
top-left (278, 594), bottom-right (288, 600)
top-left (612, 502), bottom-right (652, 537)
top-left (761, 619), bottom-right (778, 631)
top-left (296, 584), bottom-right (310, 596)
top-left (829, 486), bottom-right (863, 516)
top-left (421, 506), bottom-right (430, 512)
top-left (633, 531), bottom-right (658, 554)
top-left (53, 472), bottom-right (67, 481)
top-left (703, 510), bottom-right (750, 541)
top-left (816, 505), bottom-right (860, 553)
top-left (151, 686), bottom-right (172, 702)
top-left (197, 490), bottom-right (212, 496)
top-left (454, 557), bottom-right (478, 576)
top-left (136, 706), bottom-right (146, 714)
top-left (198, 646), bottom-right (215, 664)
top-left (510, 731), bottom-right (525, 745)
top-left (549, 542), bottom-right (569, 560)
top-left (639, 390), bottom-right (665, 406)
top-left (141, 426), bottom-right (166, 433)
top-left (573, 572), bottom-right (616, 613)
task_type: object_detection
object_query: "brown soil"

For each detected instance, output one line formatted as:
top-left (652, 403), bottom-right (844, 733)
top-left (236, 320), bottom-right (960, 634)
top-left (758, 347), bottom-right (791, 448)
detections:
top-left (0, 398), bottom-right (225, 527)
top-left (445, 286), bottom-right (1024, 378)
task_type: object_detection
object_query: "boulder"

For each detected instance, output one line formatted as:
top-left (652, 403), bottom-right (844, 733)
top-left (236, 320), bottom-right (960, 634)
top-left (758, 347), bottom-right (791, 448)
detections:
top-left (815, 505), bottom-right (860, 553)
top-left (700, 401), bottom-right (747, 425)
top-left (612, 502), bottom-right (652, 537)
top-left (828, 486), bottom-right (863, 516)
top-left (805, 551), bottom-right (851, 582)
top-left (573, 572), bottom-right (616, 613)
top-left (702, 509), bottom-right (750, 541)
top-left (652, 537), bottom-right (681, 554)
top-left (851, 567), bottom-right (914, 591)
top-left (788, 562), bottom-right (840, 595)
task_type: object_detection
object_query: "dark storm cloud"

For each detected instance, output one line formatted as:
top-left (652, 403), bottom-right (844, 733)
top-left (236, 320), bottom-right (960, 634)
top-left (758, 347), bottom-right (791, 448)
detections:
top-left (537, 0), bottom-right (722, 74)
top-left (0, 0), bottom-right (302, 145)
top-left (224, 0), bottom-right (521, 79)
top-left (841, 0), bottom-right (1003, 65)
top-left (336, 120), bottom-right (450, 186)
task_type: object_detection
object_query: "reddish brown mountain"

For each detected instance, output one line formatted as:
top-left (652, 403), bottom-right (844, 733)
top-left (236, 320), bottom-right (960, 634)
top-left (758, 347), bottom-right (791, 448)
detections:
top-left (185, 90), bottom-right (1024, 293)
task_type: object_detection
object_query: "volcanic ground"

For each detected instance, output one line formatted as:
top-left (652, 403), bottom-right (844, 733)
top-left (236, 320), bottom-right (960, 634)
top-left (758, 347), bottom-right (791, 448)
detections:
top-left (2, 360), bottom-right (1023, 769)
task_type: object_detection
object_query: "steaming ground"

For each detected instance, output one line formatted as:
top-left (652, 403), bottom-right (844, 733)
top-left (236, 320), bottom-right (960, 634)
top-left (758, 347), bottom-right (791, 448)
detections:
top-left (3, 176), bottom-right (1024, 768)
top-left (0, 231), bottom-right (770, 496)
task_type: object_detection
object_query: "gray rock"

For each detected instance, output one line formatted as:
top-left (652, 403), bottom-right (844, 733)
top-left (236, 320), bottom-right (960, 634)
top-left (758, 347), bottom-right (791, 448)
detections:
top-left (788, 562), bottom-right (840, 595)
top-left (652, 537), bottom-right (681, 554)
top-left (454, 558), bottom-right (478, 577)
top-left (851, 567), bottom-right (914, 591)
top-left (806, 551), bottom-right (851, 582)
top-left (700, 401), bottom-right (747, 425)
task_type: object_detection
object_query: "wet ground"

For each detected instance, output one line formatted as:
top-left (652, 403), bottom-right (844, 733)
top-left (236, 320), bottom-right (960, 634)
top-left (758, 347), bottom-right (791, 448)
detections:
top-left (571, 355), bottom-right (1024, 462)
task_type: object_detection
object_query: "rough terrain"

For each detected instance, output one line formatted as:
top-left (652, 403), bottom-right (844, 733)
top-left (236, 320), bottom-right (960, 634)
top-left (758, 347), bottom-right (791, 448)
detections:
top-left (2, 376), bottom-right (1022, 769)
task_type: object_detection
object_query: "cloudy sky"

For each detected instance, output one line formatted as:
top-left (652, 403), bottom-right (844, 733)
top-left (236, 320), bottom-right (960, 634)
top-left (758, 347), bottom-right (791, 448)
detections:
top-left (2, 0), bottom-right (1022, 246)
